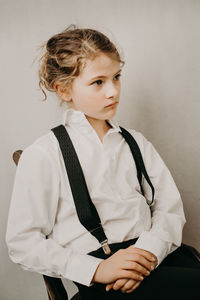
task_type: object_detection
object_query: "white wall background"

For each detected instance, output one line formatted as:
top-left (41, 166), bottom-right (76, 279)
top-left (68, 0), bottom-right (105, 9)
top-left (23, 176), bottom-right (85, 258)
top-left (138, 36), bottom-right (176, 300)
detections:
top-left (1, 0), bottom-right (200, 299)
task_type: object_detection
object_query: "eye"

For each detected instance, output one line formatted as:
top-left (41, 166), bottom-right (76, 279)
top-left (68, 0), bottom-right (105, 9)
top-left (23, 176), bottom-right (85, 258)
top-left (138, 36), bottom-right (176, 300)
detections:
top-left (93, 79), bottom-right (103, 86)
top-left (114, 73), bottom-right (121, 81)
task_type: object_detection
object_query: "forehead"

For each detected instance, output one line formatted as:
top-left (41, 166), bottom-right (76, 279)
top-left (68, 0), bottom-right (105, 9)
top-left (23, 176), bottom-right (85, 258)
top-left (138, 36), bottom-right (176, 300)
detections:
top-left (80, 53), bottom-right (120, 79)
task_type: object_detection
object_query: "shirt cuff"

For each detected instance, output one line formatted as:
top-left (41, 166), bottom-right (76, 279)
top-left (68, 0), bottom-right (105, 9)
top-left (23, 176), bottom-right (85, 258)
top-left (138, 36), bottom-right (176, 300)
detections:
top-left (65, 252), bottom-right (104, 286)
top-left (134, 231), bottom-right (172, 266)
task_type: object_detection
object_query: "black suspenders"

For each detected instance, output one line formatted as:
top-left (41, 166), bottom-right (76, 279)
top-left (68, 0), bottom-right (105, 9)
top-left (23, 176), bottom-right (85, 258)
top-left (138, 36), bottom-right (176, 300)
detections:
top-left (119, 127), bottom-right (155, 204)
top-left (51, 124), bottom-right (154, 255)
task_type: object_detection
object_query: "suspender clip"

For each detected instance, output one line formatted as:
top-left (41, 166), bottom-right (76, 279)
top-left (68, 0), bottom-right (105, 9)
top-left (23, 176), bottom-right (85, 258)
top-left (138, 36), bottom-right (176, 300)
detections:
top-left (101, 239), bottom-right (111, 255)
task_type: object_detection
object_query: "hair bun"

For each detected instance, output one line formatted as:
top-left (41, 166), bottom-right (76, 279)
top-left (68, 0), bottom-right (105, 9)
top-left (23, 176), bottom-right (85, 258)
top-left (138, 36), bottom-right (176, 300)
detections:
top-left (46, 37), bottom-right (57, 53)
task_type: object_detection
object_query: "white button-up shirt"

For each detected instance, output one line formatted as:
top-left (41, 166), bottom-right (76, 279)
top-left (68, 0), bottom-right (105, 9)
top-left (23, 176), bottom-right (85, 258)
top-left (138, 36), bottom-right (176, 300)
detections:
top-left (6, 108), bottom-right (186, 286)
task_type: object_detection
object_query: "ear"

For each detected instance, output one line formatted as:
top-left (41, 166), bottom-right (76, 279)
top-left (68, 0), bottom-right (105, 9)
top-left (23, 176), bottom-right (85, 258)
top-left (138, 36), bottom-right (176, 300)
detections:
top-left (55, 84), bottom-right (72, 102)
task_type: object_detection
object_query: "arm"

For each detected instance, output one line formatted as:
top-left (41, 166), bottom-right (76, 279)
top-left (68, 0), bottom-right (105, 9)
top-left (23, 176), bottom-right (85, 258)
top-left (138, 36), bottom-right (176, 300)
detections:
top-left (106, 132), bottom-right (186, 293)
top-left (6, 145), bottom-right (103, 287)
top-left (133, 132), bottom-right (186, 265)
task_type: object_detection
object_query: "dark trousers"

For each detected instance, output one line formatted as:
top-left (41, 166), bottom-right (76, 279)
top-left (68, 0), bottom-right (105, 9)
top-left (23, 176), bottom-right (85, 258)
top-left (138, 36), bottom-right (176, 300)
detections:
top-left (74, 239), bottom-right (200, 300)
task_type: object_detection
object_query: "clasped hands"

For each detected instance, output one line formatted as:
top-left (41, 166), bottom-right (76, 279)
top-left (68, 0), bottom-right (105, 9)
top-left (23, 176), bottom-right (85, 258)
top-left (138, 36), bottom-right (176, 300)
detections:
top-left (92, 245), bottom-right (158, 294)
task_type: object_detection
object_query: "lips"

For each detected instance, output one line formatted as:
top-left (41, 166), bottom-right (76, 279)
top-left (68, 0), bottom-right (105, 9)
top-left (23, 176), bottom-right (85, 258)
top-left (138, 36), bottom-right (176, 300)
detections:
top-left (105, 102), bottom-right (118, 108)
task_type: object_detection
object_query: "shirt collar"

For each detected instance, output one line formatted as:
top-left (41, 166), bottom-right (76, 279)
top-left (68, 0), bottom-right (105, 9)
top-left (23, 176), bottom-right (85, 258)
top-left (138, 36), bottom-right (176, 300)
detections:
top-left (62, 108), bottom-right (122, 133)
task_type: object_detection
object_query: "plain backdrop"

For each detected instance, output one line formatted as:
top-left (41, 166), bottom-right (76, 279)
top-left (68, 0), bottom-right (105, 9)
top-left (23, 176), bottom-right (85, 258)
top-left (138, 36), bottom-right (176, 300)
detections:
top-left (1, 0), bottom-right (200, 299)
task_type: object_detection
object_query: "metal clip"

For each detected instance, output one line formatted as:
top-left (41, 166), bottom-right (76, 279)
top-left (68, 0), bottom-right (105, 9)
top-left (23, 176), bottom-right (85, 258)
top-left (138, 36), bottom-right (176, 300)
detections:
top-left (101, 239), bottom-right (111, 255)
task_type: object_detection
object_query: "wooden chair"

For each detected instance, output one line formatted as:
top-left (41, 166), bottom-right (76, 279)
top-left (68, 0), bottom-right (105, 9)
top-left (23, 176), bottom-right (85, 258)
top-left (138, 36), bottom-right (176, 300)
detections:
top-left (12, 150), bottom-right (200, 299)
top-left (13, 150), bottom-right (81, 300)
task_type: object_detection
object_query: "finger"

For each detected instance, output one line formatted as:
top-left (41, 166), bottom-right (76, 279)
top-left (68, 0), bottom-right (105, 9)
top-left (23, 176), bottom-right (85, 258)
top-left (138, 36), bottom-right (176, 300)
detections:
top-left (113, 279), bottom-right (129, 291)
top-left (123, 260), bottom-right (151, 276)
top-left (120, 279), bottom-right (137, 292)
top-left (124, 281), bottom-right (141, 293)
top-left (125, 253), bottom-right (156, 272)
top-left (119, 269), bottom-right (144, 281)
top-left (127, 246), bottom-right (158, 263)
top-left (127, 245), bottom-right (157, 261)
top-left (105, 283), bottom-right (114, 292)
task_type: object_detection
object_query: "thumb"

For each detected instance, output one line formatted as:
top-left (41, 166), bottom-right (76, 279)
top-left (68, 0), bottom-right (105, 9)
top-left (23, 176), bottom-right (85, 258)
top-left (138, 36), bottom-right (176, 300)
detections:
top-left (106, 283), bottom-right (114, 291)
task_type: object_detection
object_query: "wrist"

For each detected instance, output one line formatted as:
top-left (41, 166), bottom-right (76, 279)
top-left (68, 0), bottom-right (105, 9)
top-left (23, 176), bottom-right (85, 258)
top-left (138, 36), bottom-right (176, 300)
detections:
top-left (91, 261), bottom-right (103, 283)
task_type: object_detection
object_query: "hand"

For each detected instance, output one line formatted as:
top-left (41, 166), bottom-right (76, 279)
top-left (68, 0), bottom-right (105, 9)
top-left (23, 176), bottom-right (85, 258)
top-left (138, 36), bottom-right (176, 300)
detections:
top-left (92, 245), bottom-right (157, 285)
top-left (105, 246), bottom-right (158, 293)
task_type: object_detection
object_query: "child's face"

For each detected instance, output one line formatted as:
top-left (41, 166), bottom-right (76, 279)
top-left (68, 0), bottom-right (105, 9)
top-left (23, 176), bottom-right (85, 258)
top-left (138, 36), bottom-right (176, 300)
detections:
top-left (62, 53), bottom-right (121, 121)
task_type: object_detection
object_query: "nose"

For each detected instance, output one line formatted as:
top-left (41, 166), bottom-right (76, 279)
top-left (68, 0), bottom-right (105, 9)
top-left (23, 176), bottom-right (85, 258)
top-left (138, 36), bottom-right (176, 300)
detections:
top-left (105, 81), bottom-right (120, 99)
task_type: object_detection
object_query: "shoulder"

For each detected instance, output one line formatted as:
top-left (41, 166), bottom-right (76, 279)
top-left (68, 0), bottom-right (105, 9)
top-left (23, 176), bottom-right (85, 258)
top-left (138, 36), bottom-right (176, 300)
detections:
top-left (28, 130), bottom-right (57, 152)
top-left (120, 126), bottom-right (151, 155)
top-left (19, 130), bottom-right (60, 167)
top-left (14, 131), bottom-right (61, 190)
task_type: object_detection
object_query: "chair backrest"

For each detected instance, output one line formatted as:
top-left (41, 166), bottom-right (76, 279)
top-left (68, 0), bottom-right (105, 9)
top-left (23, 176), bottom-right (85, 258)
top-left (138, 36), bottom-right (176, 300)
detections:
top-left (12, 150), bottom-right (80, 300)
top-left (12, 150), bottom-right (23, 166)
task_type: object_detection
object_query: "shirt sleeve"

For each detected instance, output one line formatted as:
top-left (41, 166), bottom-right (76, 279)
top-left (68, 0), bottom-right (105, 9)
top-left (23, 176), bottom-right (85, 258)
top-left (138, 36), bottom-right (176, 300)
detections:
top-left (5, 145), bottom-right (103, 286)
top-left (133, 133), bottom-right (186, 265)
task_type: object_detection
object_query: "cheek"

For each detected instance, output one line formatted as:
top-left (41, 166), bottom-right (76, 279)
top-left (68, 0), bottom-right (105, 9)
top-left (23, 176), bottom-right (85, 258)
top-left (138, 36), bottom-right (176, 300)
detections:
top-left (116, 82), bottom-right (121, 92)
top-left (86, 89), bottom-right (103, 102)
top-left (72, 84), bottom-right (103, 108)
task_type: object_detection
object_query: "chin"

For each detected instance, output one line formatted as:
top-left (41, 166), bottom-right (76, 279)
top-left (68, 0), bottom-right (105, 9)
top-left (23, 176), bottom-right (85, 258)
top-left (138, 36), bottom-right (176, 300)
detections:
top-left (107, 108), bottom-right (117, 118)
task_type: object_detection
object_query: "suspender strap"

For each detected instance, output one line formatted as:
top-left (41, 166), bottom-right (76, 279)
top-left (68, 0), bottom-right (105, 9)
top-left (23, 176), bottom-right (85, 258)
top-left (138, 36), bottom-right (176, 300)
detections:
top-left (51, 125), bottom-right (110, 254)
top-left (119, 126), bottom-right (155, 206)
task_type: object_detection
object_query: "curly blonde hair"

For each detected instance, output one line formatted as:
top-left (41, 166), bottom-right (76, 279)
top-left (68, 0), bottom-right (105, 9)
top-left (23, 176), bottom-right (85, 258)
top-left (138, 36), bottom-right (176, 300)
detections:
top-left (38, 24), bottom-right (124, 102)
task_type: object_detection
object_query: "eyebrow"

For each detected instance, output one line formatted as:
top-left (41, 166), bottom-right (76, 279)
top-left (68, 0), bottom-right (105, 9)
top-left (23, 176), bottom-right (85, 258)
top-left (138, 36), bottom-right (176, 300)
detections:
top-left (89, 69), bottom-right (122, 81)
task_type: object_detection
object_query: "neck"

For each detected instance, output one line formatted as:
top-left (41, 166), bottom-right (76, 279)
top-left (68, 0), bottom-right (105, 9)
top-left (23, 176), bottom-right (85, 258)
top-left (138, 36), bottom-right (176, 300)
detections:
top-left (85, 116), bottom-right (112, 141)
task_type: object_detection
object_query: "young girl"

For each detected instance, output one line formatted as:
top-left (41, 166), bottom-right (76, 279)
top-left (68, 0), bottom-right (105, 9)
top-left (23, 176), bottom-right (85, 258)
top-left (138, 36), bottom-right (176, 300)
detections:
top-left (6, 25), bottom-right (200, 299)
